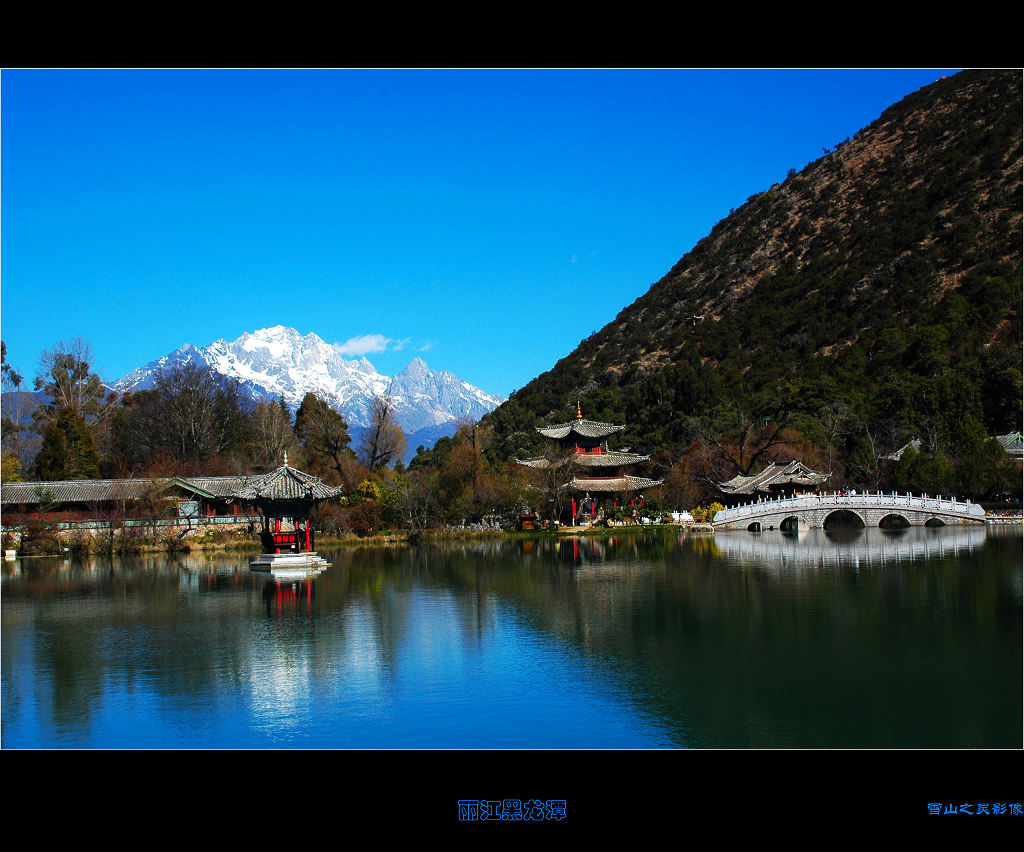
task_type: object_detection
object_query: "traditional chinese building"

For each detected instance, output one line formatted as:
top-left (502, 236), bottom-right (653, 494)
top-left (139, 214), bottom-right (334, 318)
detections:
top-left (0, 474), bottom-right (257, 525)
top-left (229, 454), bottom-right (344, 572)
top-left (516, 404), bottom-right (662, 524)
top-left (1, 454), bottom-right (344, 572)
top-left (995, 432), bottom-right (1023, 469)
top-left (715, 460), bottom-right (830, 505)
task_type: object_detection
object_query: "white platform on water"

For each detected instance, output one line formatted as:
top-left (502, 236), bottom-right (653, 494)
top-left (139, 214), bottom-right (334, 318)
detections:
top-left (250, 551), bottom-right (331, 577)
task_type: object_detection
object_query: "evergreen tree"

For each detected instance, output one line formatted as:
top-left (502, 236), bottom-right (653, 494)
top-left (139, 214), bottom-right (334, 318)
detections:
top-left (34, 407), bottom-right (100, 480)
top-left (32, 338), bottom-right (112, 434)
top-left (293, 392), bottom-right (355, 486)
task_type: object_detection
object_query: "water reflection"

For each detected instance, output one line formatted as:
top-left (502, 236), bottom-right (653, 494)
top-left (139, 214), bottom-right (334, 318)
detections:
top-left (713, 525), bottom-right (988, 569)
top-left (261, 577), bottom-right (316, 615)
top-left (1, 526), bottom-right (1020, 749)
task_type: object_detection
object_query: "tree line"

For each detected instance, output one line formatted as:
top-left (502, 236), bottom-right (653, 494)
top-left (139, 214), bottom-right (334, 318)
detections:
top-left (2, 336), bottom-right (1020, 541)
top-left (1, 338), bottom-right (531, 535)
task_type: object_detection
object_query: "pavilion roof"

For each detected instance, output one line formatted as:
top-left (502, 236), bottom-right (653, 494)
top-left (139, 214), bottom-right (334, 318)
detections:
top-left (573, 451), bottom-right (649, 467)
top-left (228, 462), bottom-right (344, 502)
top-left (716, 460), bottom-right (830, 495)
top-left (536, 418), bottom-right (625, 440)
top-left (515, 450), bottom-right (649, 469)
top-left (568, 475), bottom-right (663, 493)
top-left (879, 437), bottom-right (923, 462)
top-left (996, 432), bottom-right (1023, 454)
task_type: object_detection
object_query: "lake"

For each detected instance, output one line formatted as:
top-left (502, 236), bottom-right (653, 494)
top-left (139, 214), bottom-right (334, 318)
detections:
top-left (2, 525), bottom-right (1020, 750)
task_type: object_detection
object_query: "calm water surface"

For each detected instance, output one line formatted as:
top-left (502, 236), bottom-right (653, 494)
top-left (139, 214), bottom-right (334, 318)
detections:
top-left (2, 526), bottom-right (1020, 749)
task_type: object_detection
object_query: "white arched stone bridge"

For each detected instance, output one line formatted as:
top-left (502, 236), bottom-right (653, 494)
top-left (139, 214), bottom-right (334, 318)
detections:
top-left (712, 491), bottom-right (986, 532)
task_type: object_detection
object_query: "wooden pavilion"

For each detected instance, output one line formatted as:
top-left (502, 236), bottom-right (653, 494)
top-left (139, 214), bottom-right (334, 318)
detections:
top-left (715, 460), bottom-right (830, 505)
top-left (229, 453), bottom-right (344, 572)
top-left (516, 403), bottom-right (662, 524)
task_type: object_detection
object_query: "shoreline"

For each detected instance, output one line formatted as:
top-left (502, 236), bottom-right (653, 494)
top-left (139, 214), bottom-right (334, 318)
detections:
top-left (5, 515), bottom-right (1019, 559)
top-left (4, 521), bottom-right (714, 558)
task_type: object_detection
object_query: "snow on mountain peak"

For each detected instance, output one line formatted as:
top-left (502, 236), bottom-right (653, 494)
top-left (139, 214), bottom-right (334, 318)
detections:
top-left (399, 357), bottom-right (430, 379)
top-left (113, 327), bottom-right (506, 438)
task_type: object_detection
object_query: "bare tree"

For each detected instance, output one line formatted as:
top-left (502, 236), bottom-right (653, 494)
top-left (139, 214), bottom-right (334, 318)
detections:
top-left (358, 395), bottom-right (407, 472)
top-left (155, 367), bottom-right (247, 467)
top-left (250, 399), bottom-right (298, 470)
top-left (111, 366), bottom-right (248, 473)
top-left (694, 397), bottom-right (794, 480)
top-left (518, 446), bottom-right (579, 525)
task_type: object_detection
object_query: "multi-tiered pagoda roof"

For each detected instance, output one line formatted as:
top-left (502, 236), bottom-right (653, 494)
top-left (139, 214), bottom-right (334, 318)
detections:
top-left (516, 405), bottom-right (662, 493)
top-left (535, 418), bottom-right (624, 440)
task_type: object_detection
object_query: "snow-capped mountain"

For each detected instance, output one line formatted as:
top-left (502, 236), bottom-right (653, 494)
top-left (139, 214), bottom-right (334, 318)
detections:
top-left (114, 326), bottom-right (506, 445)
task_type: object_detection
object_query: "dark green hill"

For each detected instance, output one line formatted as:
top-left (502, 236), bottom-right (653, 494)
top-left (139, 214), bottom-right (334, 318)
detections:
top-left (484, 69), bottom-right (1022, 498)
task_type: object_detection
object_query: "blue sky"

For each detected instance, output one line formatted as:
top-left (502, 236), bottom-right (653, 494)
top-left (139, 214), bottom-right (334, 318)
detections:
top-left (1, 68), bottom-right (962, 398)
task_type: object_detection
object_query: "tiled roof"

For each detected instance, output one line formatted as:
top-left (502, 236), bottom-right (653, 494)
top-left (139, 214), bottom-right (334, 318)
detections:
top-left (0, 476), bottom-right (256, 506)
top-left (716, 460), bottom-right (830, 495)
top-left (1, 465), bottom-right (342, 506)
top-left (996, 432), bottom-right (1023, 455)
top-left (1, 478), bottom-right (170, 505)
top-left (515, 451), bottom-right (649, 469)
top-left (573, 451), bottom-right (649, 467)
top-left (537, 418), bottom-right (625, 440)
top-left (880, 438), bottom-right (923, 462)
top-left (515, 457), bottom-right (550, 469)
top-left (229, 463), bottom-right (344, 502)
top-left (568, 475), bottom-right (663, 493)
top-left (171, 476), bottom-right (249, 498)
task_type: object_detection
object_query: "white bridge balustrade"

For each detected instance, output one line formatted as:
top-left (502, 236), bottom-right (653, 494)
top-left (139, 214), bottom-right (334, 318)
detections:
top-left (712, 491), bottom-right (987, 531)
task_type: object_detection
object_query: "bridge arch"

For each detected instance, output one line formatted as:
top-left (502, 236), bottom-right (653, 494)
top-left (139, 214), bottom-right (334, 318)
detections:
top-left (924, 517), bottom-right (947, 527)
top-left (878, 513), bottom-right (911, 529)
top-left (780, 516), bottom-right (803, 532)
top-left (747, 521), bottom-right (762, 532)
top-left (823, 509), bottom-right (865, 529)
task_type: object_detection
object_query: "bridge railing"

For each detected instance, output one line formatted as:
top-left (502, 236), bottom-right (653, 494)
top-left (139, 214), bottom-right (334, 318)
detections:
top-left (713, 491), bottom-right (984, 524)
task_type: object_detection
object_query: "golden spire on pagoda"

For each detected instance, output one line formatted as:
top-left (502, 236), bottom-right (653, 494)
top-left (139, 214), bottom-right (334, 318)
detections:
top-left (576, 400), bottom-right (582, 420)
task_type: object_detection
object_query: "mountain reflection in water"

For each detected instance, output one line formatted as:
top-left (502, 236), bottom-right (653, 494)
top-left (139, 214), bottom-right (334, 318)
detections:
top-left (1, 526), bottom-right (1020, 749)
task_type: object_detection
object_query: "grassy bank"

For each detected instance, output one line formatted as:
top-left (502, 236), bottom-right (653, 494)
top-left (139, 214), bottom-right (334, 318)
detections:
top-left (2, 520), bottom-right (732, 556)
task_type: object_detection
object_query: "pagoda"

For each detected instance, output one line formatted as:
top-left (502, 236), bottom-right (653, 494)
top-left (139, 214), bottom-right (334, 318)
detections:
top-left (516, 403), bottom-right (662, 524)
top-left (715, 460), bottom-right (830, 505)
top-left (228, 453), bottom-right (344, 574)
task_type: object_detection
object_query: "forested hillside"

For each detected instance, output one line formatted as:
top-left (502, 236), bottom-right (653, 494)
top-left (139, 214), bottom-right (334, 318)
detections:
top-left (484, 69), bottom-right (1022, 503)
